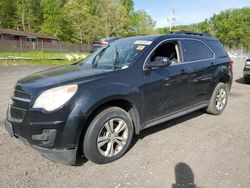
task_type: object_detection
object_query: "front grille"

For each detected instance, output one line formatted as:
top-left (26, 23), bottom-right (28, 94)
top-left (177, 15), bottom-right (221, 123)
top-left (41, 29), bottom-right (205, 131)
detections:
top-left (8, 106), bottom-right (26, 122)
top-left (12, 90), bottom-right (31, 102)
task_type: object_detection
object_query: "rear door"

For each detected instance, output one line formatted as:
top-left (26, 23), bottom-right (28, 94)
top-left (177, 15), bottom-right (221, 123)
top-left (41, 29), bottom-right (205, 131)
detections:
top-left (180, 39), bottom-right (215, 105)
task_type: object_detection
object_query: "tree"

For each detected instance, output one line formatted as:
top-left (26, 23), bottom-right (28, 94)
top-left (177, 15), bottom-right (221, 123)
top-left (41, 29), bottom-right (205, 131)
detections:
top-left (0, 0), bottom-right (17, 29)
top-left (156, 8), bottom-right (250, 50)
top-left (96, 0), bottom-right (128, 37)
top-left (130, 10), bottom-right (156, 35)
top-left (210, 8), bottom-right (250, 49)
top-left (64, 0), bottom-right (103, 44)
top-left (41, 0), bottom-right (65, 37)
top-left (15, 0), bottom-right (42, 31)
top-left (0, 0), bottom-right (158, 43)
top-left (196, 19), bottom-right (213, 34)
top-left (119, 0), bottom-right (134, 15)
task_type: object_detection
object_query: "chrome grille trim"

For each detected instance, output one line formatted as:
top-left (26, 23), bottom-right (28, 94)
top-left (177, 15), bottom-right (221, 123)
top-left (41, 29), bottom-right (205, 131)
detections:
top-left (12, 90), bottom-right (32, 103)
top-left (11, 96), bottom-right (31, 103)
top-left (7, 105), bottom-right (26, 123)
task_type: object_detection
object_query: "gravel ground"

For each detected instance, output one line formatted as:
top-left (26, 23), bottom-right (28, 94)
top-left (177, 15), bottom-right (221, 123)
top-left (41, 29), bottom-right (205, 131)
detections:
top-left (0, 62), bottom-right (249, 188)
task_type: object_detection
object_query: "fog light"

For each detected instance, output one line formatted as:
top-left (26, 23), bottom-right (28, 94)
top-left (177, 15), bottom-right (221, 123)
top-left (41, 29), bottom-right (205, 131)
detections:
top-left (32, 129), bottom-right (57, 147)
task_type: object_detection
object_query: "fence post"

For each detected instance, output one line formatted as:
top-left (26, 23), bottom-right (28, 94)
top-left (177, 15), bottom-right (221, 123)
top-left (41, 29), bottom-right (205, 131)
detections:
top-left (41, 40), bottom-right (44, 52)
top-left (59, 43), bottom-right (62, 53)
top-left (20, 39), bottom-right (23, 53)
top-left (32, 42), bottom-right (35, 50)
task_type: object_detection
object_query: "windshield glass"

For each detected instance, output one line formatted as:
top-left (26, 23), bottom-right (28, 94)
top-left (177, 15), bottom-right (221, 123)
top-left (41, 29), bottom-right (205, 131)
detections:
top-left (79, 37), bottom-right (153, 70)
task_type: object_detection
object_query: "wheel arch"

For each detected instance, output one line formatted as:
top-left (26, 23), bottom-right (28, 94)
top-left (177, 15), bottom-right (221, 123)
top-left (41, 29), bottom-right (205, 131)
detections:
top-left (77, 98), bottom-right (141, 155)
top-left (86, 98), bottom-right (140, 134)
top-left (213, 65), bottom-right (232, 90)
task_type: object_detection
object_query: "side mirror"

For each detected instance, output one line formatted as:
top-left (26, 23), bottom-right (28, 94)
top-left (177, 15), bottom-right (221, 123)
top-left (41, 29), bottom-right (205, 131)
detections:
top-left (145, 57), bottom-right (171, 69)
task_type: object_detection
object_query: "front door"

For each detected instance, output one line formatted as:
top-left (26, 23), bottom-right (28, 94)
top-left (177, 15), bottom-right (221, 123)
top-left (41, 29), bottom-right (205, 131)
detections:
top-left (140, 40), bottom-right (191, 125)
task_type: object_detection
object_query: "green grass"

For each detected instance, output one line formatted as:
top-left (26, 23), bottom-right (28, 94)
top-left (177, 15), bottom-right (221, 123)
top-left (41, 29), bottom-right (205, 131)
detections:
top-left (0, 59), bottom-right (72, 66)
top-left (0, 51), bottom-right (89, 66)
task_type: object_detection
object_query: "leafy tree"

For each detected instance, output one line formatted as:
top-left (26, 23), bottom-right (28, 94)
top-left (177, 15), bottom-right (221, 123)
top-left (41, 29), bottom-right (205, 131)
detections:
top-left (130, 10), bottom-right (156, 35)
top-left (64, 0), bottom-right (103, 44)
top-left (40, 0), bottom-right (65, 37)
top-left (196, 19), bottom-right (213, 34)
top-left (97, 0), bottom-right (128, 37)
top-left (0, 0), bottom-right (17, 29)
top-left (0, 0), bottom-right (157, 43)
top-left (119, 0), bottom-right (134, 15)
top-left (15, 0), bottom-right (42, 31)
top-left (210, 8), bottom-right (250, 49)
top-left (156, 8), bottom-right (250, 50)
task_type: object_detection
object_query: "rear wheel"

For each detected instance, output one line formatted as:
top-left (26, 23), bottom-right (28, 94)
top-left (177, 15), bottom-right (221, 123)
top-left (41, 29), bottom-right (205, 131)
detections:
top-left (83, 107), bottom-right (134, 164)
top-left (206, 82), bottom-right (228, 115)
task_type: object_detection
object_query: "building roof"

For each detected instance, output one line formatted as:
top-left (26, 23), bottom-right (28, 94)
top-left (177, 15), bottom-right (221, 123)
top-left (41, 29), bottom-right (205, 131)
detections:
top-left (0, 28), bottom-right (58, 40)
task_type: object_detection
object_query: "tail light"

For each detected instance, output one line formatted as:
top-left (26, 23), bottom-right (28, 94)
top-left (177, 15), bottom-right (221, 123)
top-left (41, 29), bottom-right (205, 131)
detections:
top-left (229, 59), bottom-right (233, 70)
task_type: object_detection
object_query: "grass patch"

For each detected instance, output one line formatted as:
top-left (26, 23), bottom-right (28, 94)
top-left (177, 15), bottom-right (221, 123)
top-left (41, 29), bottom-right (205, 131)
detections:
top-left (0, 59), bottom-right (75, 66)
top-left (0, 51), bottom-right (89, 66)
top-left (0, 51), bottom-right (87, 59)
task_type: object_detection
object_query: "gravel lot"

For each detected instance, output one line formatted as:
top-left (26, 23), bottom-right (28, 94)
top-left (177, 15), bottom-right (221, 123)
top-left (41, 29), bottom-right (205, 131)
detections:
top-left (0, 62), bottom-right (249, 188)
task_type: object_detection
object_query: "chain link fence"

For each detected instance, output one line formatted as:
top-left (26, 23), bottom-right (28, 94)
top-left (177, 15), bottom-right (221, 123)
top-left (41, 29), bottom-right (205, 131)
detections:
top-left (0, 39), bottom-right (91, 53)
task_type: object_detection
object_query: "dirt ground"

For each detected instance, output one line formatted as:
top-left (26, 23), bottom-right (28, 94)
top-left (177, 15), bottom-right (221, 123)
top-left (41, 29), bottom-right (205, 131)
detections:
top-left (0, 62), bottom-right (249, 188)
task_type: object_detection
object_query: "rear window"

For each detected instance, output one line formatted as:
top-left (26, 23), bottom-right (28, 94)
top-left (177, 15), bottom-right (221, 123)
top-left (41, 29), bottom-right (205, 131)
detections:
top-left (206, 40), bottom-right (228, 58)
top-left (181, 39), bottom-right (214, 62)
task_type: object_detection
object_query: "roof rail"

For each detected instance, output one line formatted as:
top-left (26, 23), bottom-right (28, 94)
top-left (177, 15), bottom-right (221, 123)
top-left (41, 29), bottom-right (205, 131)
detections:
top-left (173, 30), bottom-right (212, 37)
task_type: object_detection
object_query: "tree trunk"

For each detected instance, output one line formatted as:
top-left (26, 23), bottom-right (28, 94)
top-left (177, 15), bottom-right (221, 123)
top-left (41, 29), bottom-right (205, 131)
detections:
top-left (21, 0), bottom-right (25, 31)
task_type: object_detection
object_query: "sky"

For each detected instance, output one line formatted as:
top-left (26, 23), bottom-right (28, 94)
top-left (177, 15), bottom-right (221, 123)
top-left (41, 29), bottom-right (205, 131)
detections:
top-left (134, 0), bottom-right (250, 28)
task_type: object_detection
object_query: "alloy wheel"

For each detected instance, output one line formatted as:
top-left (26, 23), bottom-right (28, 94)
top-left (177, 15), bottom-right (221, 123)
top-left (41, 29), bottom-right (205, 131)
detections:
top-left (97, 118), bottom-right (129, 157)
top-left (215, 88), bottom-right (227, 111)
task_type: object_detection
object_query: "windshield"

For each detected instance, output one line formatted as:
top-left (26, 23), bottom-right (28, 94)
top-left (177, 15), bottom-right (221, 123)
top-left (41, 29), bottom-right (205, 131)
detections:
top-left (79, 37), bottom-right (153, 70)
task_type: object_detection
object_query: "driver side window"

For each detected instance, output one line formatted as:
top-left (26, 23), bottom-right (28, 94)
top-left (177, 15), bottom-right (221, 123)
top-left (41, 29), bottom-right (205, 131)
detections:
top-left (149, 40), bottom-right (181, 64)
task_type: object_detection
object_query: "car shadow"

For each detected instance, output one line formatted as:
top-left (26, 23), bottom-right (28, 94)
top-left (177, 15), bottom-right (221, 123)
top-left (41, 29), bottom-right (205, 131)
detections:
top-left (130, 109), bottom-right (204, 149)
top-left (172, 162), bottom-right (198, 188)
top-left (75, 109), bottom-right (204, 166)
top-left (235, 77), bottom-right (246, 84)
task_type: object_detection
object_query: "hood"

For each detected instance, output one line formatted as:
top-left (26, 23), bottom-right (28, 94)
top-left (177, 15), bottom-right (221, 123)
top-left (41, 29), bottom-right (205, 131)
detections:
top-left (17, 64), bottom-right (112, 89)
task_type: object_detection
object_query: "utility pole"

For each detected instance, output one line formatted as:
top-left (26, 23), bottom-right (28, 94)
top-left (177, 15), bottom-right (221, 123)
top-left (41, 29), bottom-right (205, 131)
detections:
top-left (167, 9), bottom-right (176, 33)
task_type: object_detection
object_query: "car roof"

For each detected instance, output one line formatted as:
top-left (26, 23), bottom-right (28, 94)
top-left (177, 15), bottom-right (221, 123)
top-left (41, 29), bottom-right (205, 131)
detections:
top-left (100, 37), bottom-right (120, 41)
top-left (122, 33), bottom-right (216, 44)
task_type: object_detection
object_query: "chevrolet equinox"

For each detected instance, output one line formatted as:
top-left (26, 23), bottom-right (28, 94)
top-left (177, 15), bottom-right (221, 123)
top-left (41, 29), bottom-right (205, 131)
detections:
top-left (5, 31), bottom-right (233, 165)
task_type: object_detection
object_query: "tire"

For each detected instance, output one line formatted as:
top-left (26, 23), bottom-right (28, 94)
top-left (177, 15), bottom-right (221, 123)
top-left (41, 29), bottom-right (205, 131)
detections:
top-left (244, 77), bottom-right (250, 84)
top-left (206, 82), bottom-right (229, 115)
top-left (83, 107), bottom-right (134, 164)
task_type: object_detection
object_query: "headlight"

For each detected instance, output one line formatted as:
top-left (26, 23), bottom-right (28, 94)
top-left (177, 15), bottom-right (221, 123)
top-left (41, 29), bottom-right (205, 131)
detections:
top-left (33, 85), bottom-right (78, 112)
top-left (246, 61), bottom-right (250, 65)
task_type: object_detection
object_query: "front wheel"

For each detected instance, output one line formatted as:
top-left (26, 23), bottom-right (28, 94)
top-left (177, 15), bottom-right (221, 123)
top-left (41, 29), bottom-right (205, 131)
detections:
top-left (83, 107), bottom-right (134, 164)
top-left (206, 82), bottom-right (229, 115)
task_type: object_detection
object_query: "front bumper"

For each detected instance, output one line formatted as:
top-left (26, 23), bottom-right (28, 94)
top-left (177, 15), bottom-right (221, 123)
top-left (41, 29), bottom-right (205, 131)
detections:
top-left (4, 119), bottom-right (77, 165)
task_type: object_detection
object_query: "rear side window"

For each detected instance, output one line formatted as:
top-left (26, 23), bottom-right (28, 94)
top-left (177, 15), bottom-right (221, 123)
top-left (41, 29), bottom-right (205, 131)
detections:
top-left (206, 40), bottom-right (228, 58)
top-left (181, 39), bottom-right (214, 62)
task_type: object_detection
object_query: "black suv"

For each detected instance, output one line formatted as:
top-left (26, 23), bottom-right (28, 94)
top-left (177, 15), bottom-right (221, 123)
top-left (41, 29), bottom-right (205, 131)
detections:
top-left (5, 31), bottom-right (233, 165)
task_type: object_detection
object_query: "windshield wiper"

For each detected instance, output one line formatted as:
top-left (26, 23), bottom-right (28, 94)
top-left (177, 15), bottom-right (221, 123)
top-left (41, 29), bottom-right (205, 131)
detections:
top-left (113, 45), bottom-right (120, 70)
